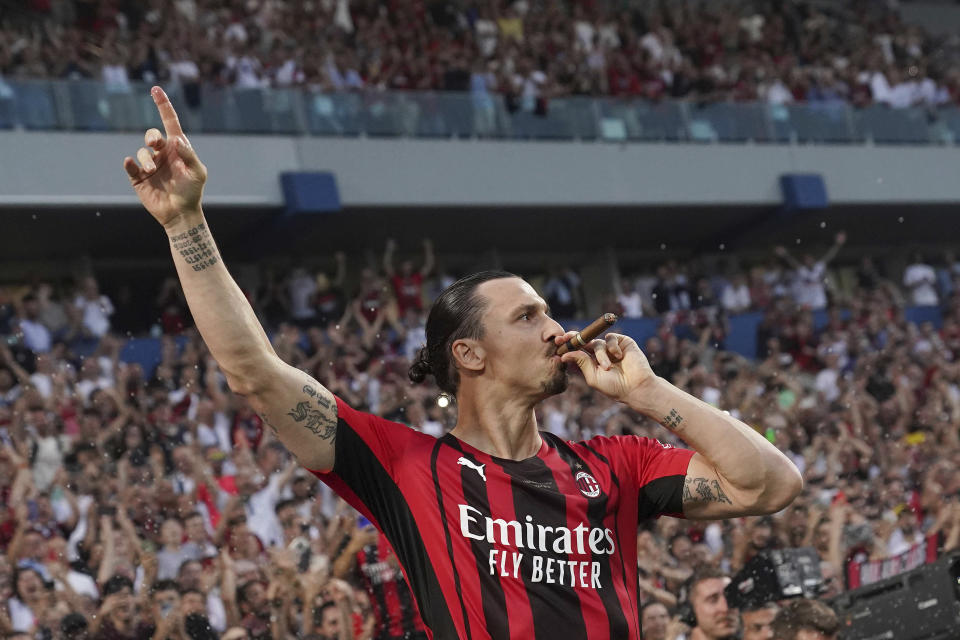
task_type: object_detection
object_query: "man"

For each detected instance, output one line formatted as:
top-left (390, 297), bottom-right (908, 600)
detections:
top-left (769, 599), bottom-right (839, 640)
top-left (332, 522), bottom-right (428, 640)
top-left (308, 601), bottom-right (349, 640)
top-left (740, 602), bottom-right (778, 640)
top-left (123, 87), bottom-right (802, 639)
top-left (773, 232), bottom-right (845, 311)
top-left (15, 294), bottom-right (52, 354)
top-left (640, 601), bottom-right (669, 640)
top-left (685, 568), bottom-right (738, 640)
top-left (139, 580), bottom-right (183, 639)
top-left (181, 512), bottom-right (217, 560)
top-left (175, 560), bottom-right (228, 633)
top-left (383, 237), bottom-right (434, 316)
top-left (90, 575), bottom-right (137, 640)
top-left (156, 518), bottom-right (192, 581)
top-left (235, 581), bottom-right (271, 640)
top-left (73, 276), bottom-right (115, 338)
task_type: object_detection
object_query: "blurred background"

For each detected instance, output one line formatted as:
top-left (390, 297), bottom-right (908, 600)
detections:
top-left (3, 0), bottom-right (960, 639)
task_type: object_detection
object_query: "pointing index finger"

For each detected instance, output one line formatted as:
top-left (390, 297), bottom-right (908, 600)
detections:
top-left (151, 86), bottom-right (183, 138)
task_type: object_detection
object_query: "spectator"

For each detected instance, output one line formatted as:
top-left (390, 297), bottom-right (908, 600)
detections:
top-left (8, 565), bottom-right (51, 634)
top-left (350, 268), bottom-right (399, 348)
top-left (640, 600), bottom-right (670, 640)
top-left (314, 253), bottom-right (348, 329)
top-left (100, 45), bottom-right (130, 92)
top-left (680, 566), bottom-right (738, 640)
top-left (720, 273), bottom-right (751, 314)
top-left (331, 521), bottom-right (427, 639)
top-left (774, 232), bottom-right (846, 310)
top-left (769, 599), bottom-right (840, 640)
top-left (542, 266), bottom-right (582, 318)
top-left (235, 580), bottom-right (271, 638)
top-left (73, 276), bottom-right (114, 338)
top-left (14, 294), bottom-right (52, 354)
top-left (288, 266), bottom-right (319, 327)
top-left (740, 602), bottom-right (778, 640)
top-left (156, 518), bottom-right (192, 581)
top-left (181, 512), bottom-right (216, 560)
top-left (383, 238), bottom-right (434, 317)
top-left (652, 264), bottom-right (690, 314)
top-left (904, 252), bottom-right (940, 306)
top-left (90, 575), bottom-right (136, 639)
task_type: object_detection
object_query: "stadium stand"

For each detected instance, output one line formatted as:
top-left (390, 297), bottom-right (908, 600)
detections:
top-left (4, 1), bottom-right (960, 639)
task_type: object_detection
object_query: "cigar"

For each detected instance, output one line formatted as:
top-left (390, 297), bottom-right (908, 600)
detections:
top-left (556, 313), bottom-right (618, 355)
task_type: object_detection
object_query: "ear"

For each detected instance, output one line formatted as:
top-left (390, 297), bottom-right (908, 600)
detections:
top-left (451, 338), bottom-right (485, 373)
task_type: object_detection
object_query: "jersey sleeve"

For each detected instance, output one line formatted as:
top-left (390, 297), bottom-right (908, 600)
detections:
top-left (588, 435), bottom-right (694, 521)
top-left (307, 397), bottom-right (422, 527)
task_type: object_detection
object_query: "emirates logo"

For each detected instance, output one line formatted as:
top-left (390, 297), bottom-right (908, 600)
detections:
top-left (575, 471), bottom-right (601, 498)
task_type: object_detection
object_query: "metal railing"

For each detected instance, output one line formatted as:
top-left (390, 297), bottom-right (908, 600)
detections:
top-left (2, 78), bottom-right (959, 144)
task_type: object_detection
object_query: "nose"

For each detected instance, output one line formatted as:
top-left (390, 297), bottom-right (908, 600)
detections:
top-left (543, 316), bottom-right (565, 343)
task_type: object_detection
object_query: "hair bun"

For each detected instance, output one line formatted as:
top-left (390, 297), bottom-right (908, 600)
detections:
top-left (408, 347), bottom-right (433, 384)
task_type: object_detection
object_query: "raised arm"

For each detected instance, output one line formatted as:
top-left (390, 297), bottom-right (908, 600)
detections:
top-left (0, 343), bottom-right (31, 387)
top-left (561, 332), bottom-right (802, 520)
top-left (630, 376), bottom-right (802, 519)
top-left (420, 238), bottom-right (435, 277)
top-left (819, 231), bottom-right (846, 266)
top-left (773, 245), bottom-right (802, 270)
top-left (382, 238), bottom-right (397, 278)
top-left (123, 87), bottom-right (338, 472)
top-left (332, 251), bottom-right (347, 287)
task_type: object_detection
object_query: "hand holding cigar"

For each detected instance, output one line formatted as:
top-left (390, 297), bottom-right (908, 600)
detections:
top-left (556, 313), bottom-right (618, 355)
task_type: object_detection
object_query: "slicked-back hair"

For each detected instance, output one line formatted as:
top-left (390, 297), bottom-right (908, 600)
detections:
top-left (409, 270), bottom-right (517, 396)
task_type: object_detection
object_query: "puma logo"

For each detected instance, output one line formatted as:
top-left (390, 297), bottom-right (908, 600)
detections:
top-left (457, 457), bottom-right (486, 482)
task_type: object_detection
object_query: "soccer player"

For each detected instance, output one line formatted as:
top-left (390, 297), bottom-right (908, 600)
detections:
top-left (123, 87), bottom-right (802, 640)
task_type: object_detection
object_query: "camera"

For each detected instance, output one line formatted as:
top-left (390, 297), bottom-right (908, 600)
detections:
top-left (725, 548), bottom-right (824, 610)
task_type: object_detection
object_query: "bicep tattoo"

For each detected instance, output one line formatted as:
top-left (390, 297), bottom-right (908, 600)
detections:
top-left (287, 384), bottom-right (338, 442)
top-left (682, 476), bottom-right (733, 505)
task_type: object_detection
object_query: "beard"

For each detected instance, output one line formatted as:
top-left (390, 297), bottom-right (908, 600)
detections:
top-left (540, 362), bottom-right (569, 396)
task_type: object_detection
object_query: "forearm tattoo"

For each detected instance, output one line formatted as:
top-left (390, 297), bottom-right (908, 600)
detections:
top-left (170, 222), bottom-right (219, 272)
top-left (662, 408), bottom-right (684, 429)
top-left (682, 477), bottom-right (733, 505)
top-left (287, 385), bottom-right (337, 442)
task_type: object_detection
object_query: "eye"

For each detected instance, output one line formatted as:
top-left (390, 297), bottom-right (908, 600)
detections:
top-left (519, 312), bottom-right (531, 321)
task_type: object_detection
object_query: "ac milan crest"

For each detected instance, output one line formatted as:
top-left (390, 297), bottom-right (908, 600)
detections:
top-left (575, 471), bottom-right (601, 498)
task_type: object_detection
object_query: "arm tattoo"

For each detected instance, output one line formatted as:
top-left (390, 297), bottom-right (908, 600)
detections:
top-left (682, 477), bottom-right (733, 505)
top-left (301, 385), bottom-right (331, 409)
top-left (287, 385), bottom-right (337, 442)
top-left (662, 409), bottom-right (684, 429)
top-left (170, 222), bottom-right (219, 272)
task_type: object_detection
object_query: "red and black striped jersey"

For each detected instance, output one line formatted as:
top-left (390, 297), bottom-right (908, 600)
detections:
top-left (311, 397), bottom-right (694, 640)
top-left (355, 538), bottom-right (429, 638)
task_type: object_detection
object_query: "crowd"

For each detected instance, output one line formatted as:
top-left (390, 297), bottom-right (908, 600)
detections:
top-left (613, 233), bottom-right (960, 320)
top-left (3, 0), bottom-right (960, 115)
top-left (3, 235), bottom-right (960, 640)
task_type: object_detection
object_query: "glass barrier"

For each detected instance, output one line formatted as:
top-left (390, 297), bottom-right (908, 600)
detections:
top-left (1, 77), bottom-right (958, 145)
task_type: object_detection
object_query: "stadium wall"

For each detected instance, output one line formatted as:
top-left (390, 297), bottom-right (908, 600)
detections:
top-left (3, 131), bottom-right (960, 208)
